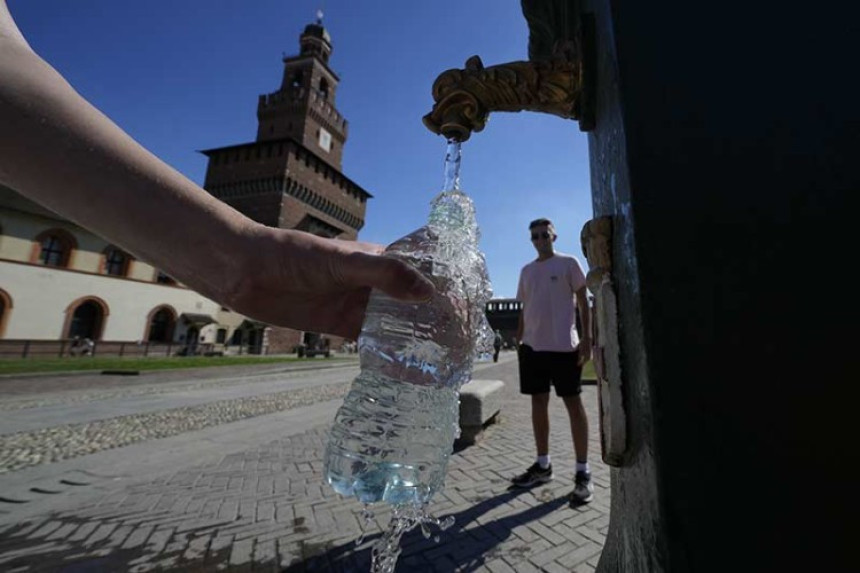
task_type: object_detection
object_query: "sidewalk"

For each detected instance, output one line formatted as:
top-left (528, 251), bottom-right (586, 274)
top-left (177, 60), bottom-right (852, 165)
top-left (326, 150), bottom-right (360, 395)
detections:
top-left (0, 352), bottom-right (608, 572)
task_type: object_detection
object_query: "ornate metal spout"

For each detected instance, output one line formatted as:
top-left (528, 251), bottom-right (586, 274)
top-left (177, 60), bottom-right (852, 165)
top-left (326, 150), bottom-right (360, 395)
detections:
top-left (423, 1), bottom-right (595, 141)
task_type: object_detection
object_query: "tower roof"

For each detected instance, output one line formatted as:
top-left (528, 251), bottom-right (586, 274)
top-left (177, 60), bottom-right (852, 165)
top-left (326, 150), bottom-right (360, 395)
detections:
top-left (302, 22), bottom-right (331, 44)
top-left (300, 9), bottom-right (332, 56)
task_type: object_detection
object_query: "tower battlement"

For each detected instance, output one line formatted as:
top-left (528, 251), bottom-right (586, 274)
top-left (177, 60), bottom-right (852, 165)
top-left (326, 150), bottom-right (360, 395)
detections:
top-left (257, 90), bottom-right (346, 131)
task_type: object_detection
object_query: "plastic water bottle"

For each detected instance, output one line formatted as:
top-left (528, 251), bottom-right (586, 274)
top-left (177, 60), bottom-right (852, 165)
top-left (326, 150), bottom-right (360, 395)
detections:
top-left (323, 141), bottom-right (493, 507)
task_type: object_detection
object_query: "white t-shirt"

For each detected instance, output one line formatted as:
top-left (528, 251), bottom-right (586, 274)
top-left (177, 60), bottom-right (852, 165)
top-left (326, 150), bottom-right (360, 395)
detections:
top-left (516, 252), bottom-right (587, 352)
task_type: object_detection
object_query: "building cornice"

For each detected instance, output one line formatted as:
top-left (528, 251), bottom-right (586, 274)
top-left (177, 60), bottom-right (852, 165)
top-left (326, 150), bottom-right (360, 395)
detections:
top-left (198, 136), bottom-right (373, 200)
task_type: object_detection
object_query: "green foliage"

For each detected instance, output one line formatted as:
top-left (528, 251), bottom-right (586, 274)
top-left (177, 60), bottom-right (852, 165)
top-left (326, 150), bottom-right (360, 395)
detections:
top-left (581, 360), bottom-right (596, 380)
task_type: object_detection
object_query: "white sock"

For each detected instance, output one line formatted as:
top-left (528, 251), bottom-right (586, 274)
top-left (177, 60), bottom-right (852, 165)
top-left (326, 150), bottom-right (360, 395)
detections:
top-left (576, 461), bottom-right (590, 474)
top-left (537, 455), bottom-right (551, 469)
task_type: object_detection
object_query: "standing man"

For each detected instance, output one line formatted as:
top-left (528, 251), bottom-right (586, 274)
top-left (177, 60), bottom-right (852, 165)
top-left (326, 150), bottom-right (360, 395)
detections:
top-left (511, 218), bottom-right (594, 504)
top-left (493, 329), bottom-right (503, 362)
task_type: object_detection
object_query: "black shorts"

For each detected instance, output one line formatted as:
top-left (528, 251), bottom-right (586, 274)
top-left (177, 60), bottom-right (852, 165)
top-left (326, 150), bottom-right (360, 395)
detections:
top-left (517, 344), bottom-right (583, 397)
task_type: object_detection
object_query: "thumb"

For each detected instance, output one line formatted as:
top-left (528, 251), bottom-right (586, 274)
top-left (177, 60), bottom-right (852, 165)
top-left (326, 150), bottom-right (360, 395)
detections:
top-left (341, 252), bottom-right (435, 302)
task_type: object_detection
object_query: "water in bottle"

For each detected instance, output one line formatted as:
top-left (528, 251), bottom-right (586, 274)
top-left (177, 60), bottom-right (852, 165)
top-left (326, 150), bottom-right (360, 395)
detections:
top-left (322, 139), bottom-right (493, 570)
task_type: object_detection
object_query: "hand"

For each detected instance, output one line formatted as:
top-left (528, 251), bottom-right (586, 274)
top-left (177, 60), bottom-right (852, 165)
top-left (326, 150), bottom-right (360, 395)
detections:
top-left (577, 336), bottom-right (592, 367)
top-left (223, 225), bottom-right (435, 339)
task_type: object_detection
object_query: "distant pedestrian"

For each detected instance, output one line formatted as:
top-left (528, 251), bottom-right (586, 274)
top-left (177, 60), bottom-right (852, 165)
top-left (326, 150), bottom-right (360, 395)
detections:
top-left (493, 329), bottom-right (503, 362)
top-left (69, 336), bottom-right (83, 357)
top-left (511, 218), bottom-right (594, 504)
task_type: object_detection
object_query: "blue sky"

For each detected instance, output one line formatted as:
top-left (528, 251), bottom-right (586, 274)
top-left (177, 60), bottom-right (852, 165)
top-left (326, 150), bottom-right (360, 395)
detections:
top-left (9, 0), bottom-right (593, 299)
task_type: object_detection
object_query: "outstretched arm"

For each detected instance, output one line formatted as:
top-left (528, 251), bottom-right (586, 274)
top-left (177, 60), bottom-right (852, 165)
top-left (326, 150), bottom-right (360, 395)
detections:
top-left (0, 2), bottom-right (432, 338)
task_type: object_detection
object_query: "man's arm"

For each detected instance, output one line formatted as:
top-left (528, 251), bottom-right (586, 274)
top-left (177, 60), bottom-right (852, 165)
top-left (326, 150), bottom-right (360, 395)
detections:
top-left (516, 311), bottom-right (524, 346)
top-left (0, 2), bottom-right (432, 338)
top-left (515, 271), bottom-right (525, 345)
top-left (575, 285), bottom-right (592, 366)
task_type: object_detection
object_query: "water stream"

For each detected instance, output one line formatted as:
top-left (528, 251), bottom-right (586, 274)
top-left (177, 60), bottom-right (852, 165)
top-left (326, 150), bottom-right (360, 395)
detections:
top-left (325, 138), bottom-right (492, 572)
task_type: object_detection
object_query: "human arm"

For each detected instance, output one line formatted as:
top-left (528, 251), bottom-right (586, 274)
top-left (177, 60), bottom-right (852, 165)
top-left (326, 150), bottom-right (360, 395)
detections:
top-left (0, 3), bottom-right (433, 339)
top-left (575, 285), bottom-right (592, 366)
top-left (516, 311), bottom-right (524, 347)
top-left (515, 271), bottom-right (525, 346)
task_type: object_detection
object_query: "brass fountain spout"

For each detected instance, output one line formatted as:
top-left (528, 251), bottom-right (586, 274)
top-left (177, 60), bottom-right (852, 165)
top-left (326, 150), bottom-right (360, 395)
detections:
top-left (423, 1), bottom-right (595, 141)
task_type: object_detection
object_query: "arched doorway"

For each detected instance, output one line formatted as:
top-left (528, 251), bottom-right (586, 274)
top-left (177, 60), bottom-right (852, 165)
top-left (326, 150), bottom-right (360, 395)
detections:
top-left (0, 288), bottom-right (11, 339)
top-left (65, 298), bottom-right (107, 340)
top-left (145, 306), bottom-right (176, 342)
top-left (230, 320), bottom-right (267, 355)
top-left (185, 326), bottom-right (200, 355)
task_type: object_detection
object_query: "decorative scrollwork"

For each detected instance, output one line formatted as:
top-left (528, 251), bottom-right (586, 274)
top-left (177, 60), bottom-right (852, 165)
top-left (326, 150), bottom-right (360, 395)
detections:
top-left (423, 0), bottom-right (594, 141)
top-left (422, 55), bottom-right (582, 142)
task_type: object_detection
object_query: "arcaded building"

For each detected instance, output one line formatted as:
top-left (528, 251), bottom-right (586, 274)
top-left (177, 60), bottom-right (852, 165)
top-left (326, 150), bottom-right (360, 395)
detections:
top-left (0, 183), bottom-right (256, 357)
top-left (200, 17), bottom-right (372, 353)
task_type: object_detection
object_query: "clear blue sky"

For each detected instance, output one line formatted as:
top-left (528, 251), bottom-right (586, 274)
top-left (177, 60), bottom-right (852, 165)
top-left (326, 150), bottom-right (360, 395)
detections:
top-left (9, 0), bottom-right (593, 299)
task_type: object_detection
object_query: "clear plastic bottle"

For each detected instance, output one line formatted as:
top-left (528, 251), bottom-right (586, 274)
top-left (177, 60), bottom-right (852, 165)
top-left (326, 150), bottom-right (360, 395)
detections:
top-left (323, 141), bottom-right (493, 507)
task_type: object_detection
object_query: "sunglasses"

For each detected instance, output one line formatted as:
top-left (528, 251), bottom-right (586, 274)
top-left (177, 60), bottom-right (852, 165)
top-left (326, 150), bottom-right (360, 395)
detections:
top-left (531, 231), bottom-right (552, 240)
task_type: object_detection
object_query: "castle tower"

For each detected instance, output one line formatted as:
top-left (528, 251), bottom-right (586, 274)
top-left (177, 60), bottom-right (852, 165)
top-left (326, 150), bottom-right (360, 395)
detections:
top-left (201, 12), bottom-right (370, 240)
top-left (256, 12), bottom-right (347, 169)
top-left (200, 13), bottom-right (372, 351)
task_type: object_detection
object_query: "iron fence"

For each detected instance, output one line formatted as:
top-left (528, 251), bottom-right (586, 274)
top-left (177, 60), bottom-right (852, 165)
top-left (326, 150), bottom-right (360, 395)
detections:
top-left (0, 339), bottom-right (263, 359)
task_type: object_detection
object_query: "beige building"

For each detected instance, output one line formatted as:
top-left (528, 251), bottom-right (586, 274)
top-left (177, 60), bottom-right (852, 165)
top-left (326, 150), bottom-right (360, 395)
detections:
top-left (0, 185), bottom-right (266, 357)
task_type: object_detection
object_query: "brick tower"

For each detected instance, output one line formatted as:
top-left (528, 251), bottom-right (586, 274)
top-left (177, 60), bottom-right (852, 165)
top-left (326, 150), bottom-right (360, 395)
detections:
top-left (201, 13), bottom-right (372, 353)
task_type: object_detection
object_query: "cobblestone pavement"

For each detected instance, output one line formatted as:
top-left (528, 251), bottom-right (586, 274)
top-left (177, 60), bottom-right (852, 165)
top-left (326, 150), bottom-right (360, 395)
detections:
top-left (0, 359), bottom-right (357, 409)
top-left (0, 353), bottom-right (609, 572)
top-left (0, 382), bottom-right (350, 474)
top-left (0, 362), bottom-right (363, 474)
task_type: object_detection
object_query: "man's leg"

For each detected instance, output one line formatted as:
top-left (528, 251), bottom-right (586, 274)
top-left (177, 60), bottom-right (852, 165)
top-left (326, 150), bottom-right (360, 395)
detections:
top-left (562, 395), bottom-right (588, 463)
top-left (512, 346), bottom-right (553, 487)
top-left (532, 392), bottom-right (551, 456)
top-left (511, 392), bottom-right (553, 487)
top-left (555, 347), bottom-right (593, 503)
top-left (562, 394), bottom-right (594, 503)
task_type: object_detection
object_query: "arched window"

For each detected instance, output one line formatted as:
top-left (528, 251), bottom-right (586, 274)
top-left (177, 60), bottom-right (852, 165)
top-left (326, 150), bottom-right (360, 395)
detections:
top-left (103, 246), bottom-right (130, 277)
top-left (33, 229), bottom-right (77, 268)
top-left (0, 288), bottom-right (12, 339)
top-left (64, 297), bottom-right (108, 340)
top-left (291, 71), bottom-right (303, 89)
top-left (319, 78), bottom-right (329, 100)
top-left (146, 306), bottom-right (176, 342)
top-left (41, 236), bottom-right (64, 265)
top-left (155, 270), bottom-right (177, 285)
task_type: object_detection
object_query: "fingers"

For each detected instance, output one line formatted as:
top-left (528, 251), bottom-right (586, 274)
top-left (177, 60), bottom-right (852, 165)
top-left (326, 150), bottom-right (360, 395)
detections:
top-left (340, 252), bottom-right (434, 302)
top-left (578, 347), bottom-right (592, 367)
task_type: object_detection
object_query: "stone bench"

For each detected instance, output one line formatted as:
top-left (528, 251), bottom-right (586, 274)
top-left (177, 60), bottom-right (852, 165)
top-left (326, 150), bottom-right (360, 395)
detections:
top-left (458, 379), bottom-right (505, 445)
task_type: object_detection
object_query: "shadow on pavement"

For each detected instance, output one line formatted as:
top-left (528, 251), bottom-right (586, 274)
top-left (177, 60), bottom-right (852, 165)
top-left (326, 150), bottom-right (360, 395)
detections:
top-left (282, 486), bottom-right (570, 572)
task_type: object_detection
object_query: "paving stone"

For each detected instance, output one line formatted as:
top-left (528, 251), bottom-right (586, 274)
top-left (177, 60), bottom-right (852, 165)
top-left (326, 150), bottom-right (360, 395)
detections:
top-left (104, 524), bottom-right (134, 548)
top-left (140, 527), bottom-right (173, 556)
top-left (0, 542), bottom-right (66, 564)
top-left (485, 557), bottom-right (518, 573)
top-left (182, 534), bottom-right (211, 562)
top-left (541, 561), bottom-right (576, 573)
top-left (84, 522), bottom-right (118, 546)
top-left (121, 525), bottom-right (154, 550)
top-left (27, 520), bottom-right (62, 539)
top-left (557, 541), bottom-right (604, 569)
top-left (0, 357), bottom-right (609, 571)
